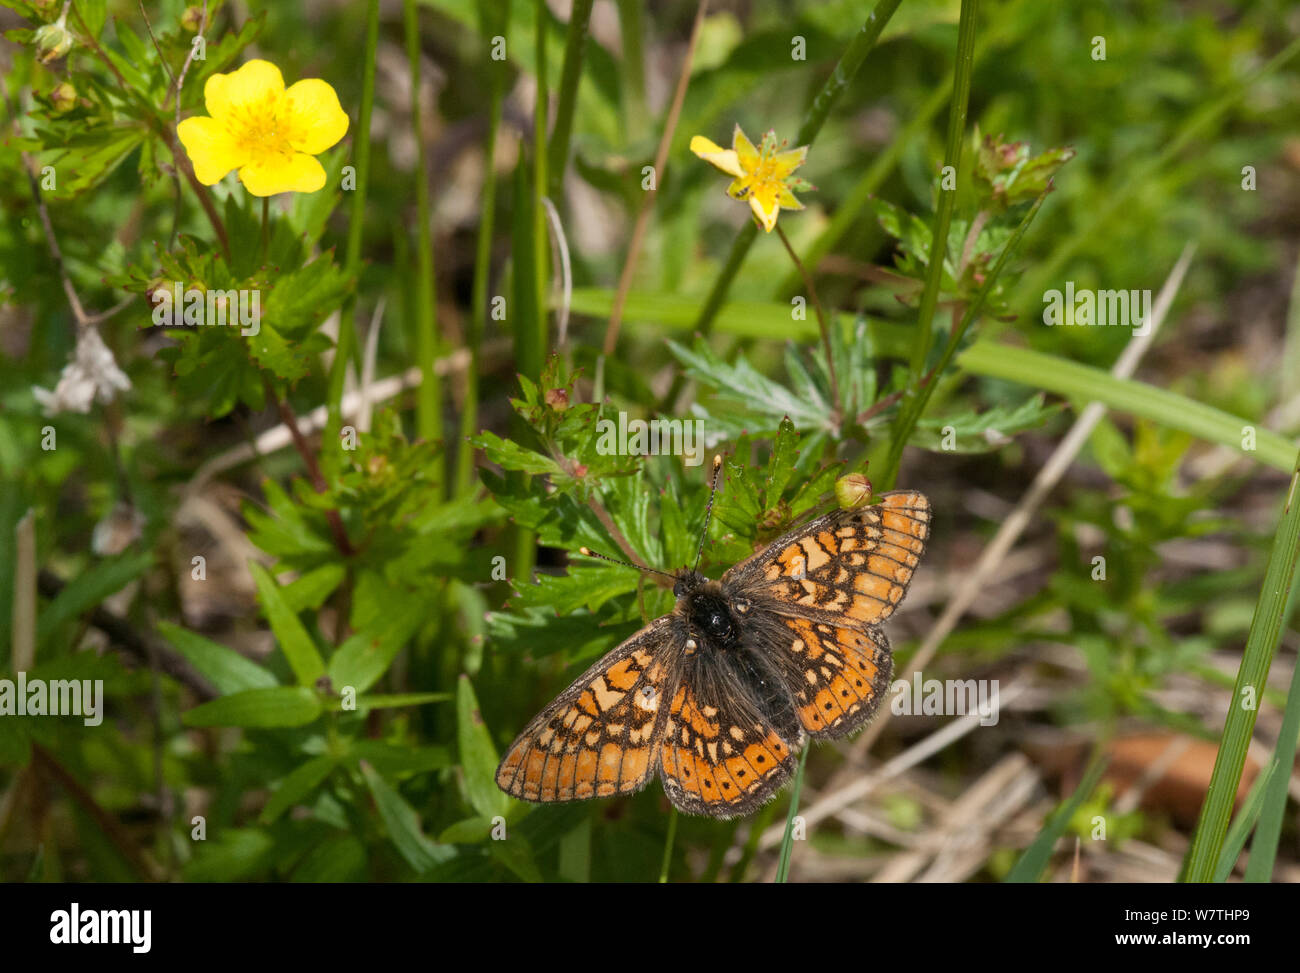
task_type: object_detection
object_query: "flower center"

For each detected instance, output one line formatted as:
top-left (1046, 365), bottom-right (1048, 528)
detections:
top-left (223, 91), bottom-right (298, 165)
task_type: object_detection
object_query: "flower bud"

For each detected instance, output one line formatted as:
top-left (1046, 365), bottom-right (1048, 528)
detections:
top-left (33, 19), bottom-right (75, 64)
top-left (835, 472), bottom-right (874, 509)
top-left (49, 81), bottom-right (77, 114)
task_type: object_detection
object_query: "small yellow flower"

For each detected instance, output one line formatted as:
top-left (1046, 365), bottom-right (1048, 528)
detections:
top-left (690, 124), bottom-right (813, 232)
top-left (177, 59), bottom-right (349, 197)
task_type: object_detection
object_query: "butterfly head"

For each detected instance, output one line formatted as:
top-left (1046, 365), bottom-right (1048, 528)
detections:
top-left (671, 570), bottom-right (706, 598)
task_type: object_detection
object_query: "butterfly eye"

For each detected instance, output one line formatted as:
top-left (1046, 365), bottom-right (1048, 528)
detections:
top-left (734, 599), bottom-right (750, 614)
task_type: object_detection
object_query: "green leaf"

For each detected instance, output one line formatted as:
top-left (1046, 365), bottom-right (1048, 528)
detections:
top-left (1005, 755), bottom-right (1108, 882)
top-left (457, 675), bottom-right (509, 819)
top-left (959, 342), bottom-right (1297, 474)
top-left (183, 829), bottom-right (273, 882)
top-left (359, 761), bottom-right (453, 873)
top-left (327, 598), bottom-right (426, 694)
top-left (469, 430), bottom-right (563, 475)
top-left (764, 417), bottom-right (800, 506)
top-left (259, 755), bottom-right (336, 824)
top-left (437, 815), bottom-right (495, 844)
top-left (182, 686), bottom-right (323, 729)
top-left (249, 563), bottom-right (326, 686)
top-left (290, 833), bottom-right (366, 882)
top-left (37, 551), bottom-right (152, 650)
top-left (157, 621), bottom-right (279, 695)
top-left (280, 563), bottom-right (346, 613)
top-left (912, 395), bottom-right (1060, 453)
top-left (349, 741), bottom-right (452, 778)
top-left (346, 692), bottom-right (451, 713)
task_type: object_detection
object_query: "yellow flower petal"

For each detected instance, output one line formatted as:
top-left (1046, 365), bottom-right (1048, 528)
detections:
top-left (770, 145), bottom-right (808, 180)
top-left (690, 135), bottom-right (745, 178)
top-left (732, 125), bottom-right (759, 170)
top-left (283, 79), bottom-right (350, 155)
top-left (238, 152), bottom-right (327, 197)
top-left (777, 186), bottom-right (804, 210)
top-left (204, 59), bottom-right (285, 121)
top-left (748, 184), bottom-right (781, 233)
top-left (176, 115), bottom-right (249, 185)
top-left (726, 176), bottom-right (751, 201)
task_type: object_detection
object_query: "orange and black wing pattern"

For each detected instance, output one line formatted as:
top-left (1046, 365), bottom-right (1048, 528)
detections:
top-left (727, 490), bottom-right (931, 629)
top-left (766, 618), bottom-right (894, 738)
top-left (657, 653), bottom-right (801, 818)
top-left (496, 618), bottom-right (677, 804)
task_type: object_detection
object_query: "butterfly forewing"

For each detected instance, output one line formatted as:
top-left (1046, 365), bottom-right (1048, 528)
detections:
top-left (727, 490), bottom-right (931, 629)
top-left (496, 618), bottom-right (677, 803)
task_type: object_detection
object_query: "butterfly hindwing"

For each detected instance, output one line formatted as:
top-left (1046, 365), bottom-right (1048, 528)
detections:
top-left (657, 649), bottom-right (801, 818)
top-left (727, 490), bottom-right (930, 629)
top-left (496, 618), bottom-right (676, 804)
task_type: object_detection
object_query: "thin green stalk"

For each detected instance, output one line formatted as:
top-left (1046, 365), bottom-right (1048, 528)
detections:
top-left (774, 747), bottom-right (809, 883)
top-left (547, 0), bottom-right (594, 198)
top-left (878, 190), bottom-right (1047, 490)
top-left (1244, 649), bottom-right (1300, 881)
top-left (907, 0), bottom-right (979, 379)
top-left (1184, 451), bottom-right (1300, 881)
top-left (456, 3), bottom-right (509, 498)
top-left (328, 0), bottom-right (380, 427)
top-left (405, 0), bottom-right (444, 490)
top-left (259, 196), bottom-right (268, 264)
top-left (616, 0), bottom-right (646, 141)
top-left (533, 0), bottom-right (551, 367)
top-left (658, 807), bottom-right (678, 883)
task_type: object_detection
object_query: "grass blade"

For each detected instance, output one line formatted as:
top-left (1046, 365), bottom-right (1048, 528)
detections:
top-left (1183, 451), bottom-right (1300, 880)
top-left (958, 343), bottom-right (1297, 474)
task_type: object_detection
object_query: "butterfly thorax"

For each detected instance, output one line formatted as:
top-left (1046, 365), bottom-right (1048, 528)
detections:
top-left (673, 574), bottom-right (742, 650)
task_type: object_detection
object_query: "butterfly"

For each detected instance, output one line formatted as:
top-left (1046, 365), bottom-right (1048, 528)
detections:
top-left (496, 456), bottom-right (931, 818)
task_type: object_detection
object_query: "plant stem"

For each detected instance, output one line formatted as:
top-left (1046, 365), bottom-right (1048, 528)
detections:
top-left (457, 4), bottom-right (509, 498)
top-left (616, 0), bottom-right (646, 141)
top-left (328, 0), bottom-right (380, 427)
top-left (533, 0), bottom-right (551, 367)
top-left (775, 747), bottom-right (809, 882)
top-left (776, 223), bottom-right (840, 417)
top-left (405, 0), bottom-right (444, 492)
top-left (658, 808), bottom-right (678, 882)
top-left (547, 0), bottom-right (594, 198)
top-left (260, 196), bottom-right (269, 264)
top-left (907, 0), bottom-right (980, 380)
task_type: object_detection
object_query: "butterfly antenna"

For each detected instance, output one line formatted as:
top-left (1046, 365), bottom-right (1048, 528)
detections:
top-left (692, 454), bottom-right (724, 574)
top-left (577, 546), bottom-right (676, 581)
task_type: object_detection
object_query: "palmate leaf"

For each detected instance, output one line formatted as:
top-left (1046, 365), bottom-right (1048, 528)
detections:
top-left (911, 394), bottom-right (1061, 453)
top-left (668, 337), bottom-right (828, 432)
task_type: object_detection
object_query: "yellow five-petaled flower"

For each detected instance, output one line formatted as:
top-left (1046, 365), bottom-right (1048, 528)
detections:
top-left (690, 125), bottom-right (812, 233)
top-left (177, 59), bottom-right (349, 197)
